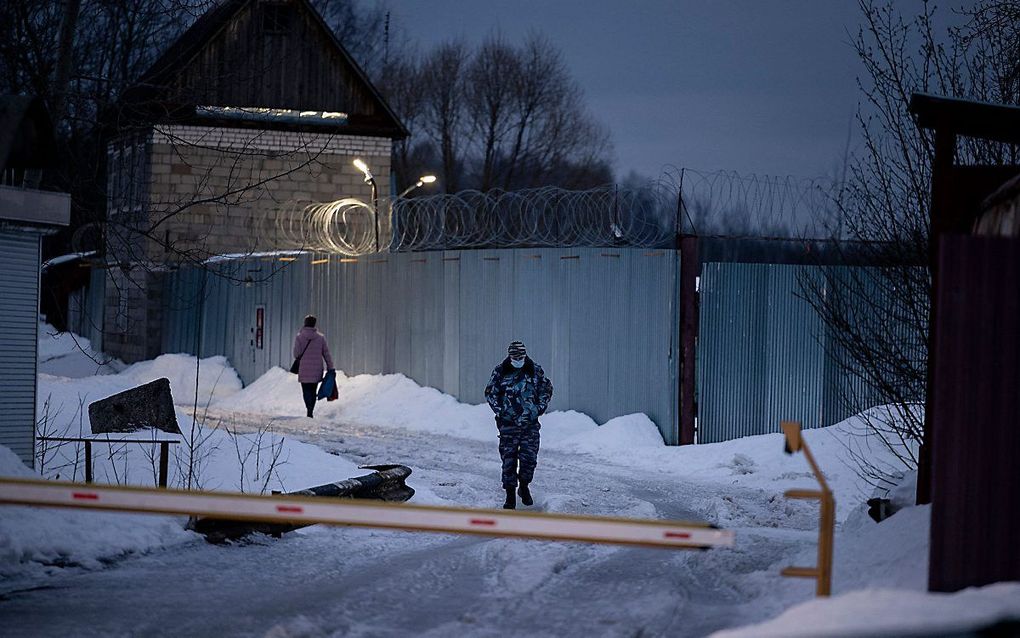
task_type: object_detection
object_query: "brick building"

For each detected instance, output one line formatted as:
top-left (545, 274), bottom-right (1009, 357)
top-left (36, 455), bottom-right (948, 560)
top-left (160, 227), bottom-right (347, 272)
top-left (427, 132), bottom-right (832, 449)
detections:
top-left (103, 0), bottom-right (406, 362)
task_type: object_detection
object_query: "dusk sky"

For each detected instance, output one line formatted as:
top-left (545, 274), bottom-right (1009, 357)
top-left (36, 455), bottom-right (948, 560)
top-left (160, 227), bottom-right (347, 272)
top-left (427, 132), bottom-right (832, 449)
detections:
top-left (391, 1), bottom-right (870, 182)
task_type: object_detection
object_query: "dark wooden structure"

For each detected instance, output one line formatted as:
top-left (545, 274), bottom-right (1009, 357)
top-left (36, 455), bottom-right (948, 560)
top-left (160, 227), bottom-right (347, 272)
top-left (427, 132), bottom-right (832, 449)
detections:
top-left (910, 93), bottom-right (1020, 592)
top-left (117, 0), bottom-right (407, 139)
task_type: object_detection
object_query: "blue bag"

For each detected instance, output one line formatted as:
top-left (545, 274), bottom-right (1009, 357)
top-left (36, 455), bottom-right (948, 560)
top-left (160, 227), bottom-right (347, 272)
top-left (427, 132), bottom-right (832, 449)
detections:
top-left (317, 370), bottom-right (337, 401)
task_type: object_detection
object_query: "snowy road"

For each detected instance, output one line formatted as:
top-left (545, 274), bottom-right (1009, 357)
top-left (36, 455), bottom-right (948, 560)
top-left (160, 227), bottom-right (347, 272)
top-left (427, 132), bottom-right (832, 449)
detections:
top-left (1, 410), bottom-right (818, 637)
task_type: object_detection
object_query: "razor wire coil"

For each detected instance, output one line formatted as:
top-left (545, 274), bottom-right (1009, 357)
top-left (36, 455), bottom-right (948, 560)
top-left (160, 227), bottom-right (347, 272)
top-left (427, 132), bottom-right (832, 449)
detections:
top-left (256, 169), bottom-right (841, 256)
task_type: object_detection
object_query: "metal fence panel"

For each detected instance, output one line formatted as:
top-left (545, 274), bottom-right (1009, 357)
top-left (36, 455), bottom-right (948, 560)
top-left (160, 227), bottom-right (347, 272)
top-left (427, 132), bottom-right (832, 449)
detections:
top-left (696, 261), bottom-right (919, 443)
top-left (163, 248), bottom-right (682, 442)
top-left (697, 262), bottom-right (767, 441)
top-left (763, 266), bottom-right (826, 432)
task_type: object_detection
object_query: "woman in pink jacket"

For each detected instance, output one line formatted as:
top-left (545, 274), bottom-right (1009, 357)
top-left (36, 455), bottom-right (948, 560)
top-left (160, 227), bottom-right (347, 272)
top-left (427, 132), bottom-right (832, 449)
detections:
top-left (293, 315), bottom-right (334, 418)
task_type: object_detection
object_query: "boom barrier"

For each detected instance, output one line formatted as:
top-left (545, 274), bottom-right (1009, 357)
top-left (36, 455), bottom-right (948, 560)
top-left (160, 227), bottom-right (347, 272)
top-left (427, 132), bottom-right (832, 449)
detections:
top-left (0, 477), bottom-right (734, 550)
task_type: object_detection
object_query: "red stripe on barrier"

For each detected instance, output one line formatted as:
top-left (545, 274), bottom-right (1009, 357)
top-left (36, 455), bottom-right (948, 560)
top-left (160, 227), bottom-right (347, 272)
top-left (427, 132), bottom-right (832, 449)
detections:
top-left (72, 492), bottom-right (99, 501)
top-left (276, 505), bottom-right (303, 514)
top-left (664, 531), bottom-right (691, 539)
top-left (470, 518), bottom-right (496, 526)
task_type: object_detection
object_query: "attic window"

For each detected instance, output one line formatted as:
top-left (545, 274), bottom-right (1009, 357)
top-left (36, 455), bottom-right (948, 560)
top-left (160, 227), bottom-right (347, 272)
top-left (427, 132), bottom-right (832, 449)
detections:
top-left (263, 3), bottom-right (290, 34)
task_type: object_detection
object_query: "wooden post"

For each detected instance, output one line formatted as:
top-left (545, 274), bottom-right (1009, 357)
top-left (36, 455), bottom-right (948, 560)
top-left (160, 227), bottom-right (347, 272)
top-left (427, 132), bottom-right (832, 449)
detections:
top-left (159, 441), bottom-right (170, 488)
top-left (918, 128), bottom-right (956, 506)
top-left (84, 441), bottom-right (92, 484)
top-left (817, 493), bottom-right (835, 596)
top-left (780, 420), bottom-right (835, 597)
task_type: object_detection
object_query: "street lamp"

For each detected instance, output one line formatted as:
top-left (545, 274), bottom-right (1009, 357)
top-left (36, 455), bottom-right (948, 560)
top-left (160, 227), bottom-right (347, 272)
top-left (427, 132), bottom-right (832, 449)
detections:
top-left (398, 174), bottom-right (438, 198)
top-left (353, 158), bottom-right (380, 252)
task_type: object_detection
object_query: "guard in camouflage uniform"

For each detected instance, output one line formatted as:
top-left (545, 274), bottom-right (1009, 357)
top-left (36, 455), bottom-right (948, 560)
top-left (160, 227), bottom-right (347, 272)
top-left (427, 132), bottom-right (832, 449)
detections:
top-left (484, 341), bottom-right (553, 509)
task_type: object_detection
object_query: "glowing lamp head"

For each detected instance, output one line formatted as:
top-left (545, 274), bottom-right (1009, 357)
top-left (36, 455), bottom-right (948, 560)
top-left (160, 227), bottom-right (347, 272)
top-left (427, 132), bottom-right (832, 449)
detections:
top-left (420, 175), bottom-right (437, 184)
top-left (353, 158), bottom-right (373, 181)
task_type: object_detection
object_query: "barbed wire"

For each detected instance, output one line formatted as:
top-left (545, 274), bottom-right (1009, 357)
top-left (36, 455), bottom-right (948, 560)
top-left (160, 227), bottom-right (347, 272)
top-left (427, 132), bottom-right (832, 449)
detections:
top-left (255, 169), bottom-right (842, 256)
top-left (392, 184), bottom-right (680, 251)
top-left (675, 167), bottom-right (841, 239)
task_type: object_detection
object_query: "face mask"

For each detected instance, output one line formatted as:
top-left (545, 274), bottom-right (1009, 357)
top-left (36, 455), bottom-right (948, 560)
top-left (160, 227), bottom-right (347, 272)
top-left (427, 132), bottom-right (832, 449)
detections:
top-left (510, 358), bottom-right (525, 368)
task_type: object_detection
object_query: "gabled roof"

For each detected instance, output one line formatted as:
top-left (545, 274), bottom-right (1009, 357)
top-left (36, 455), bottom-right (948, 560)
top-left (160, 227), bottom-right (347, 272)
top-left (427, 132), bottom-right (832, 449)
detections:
top-left (119, 0), bottom-right (407, 139)
top-left (910, 93), bottom-right (1020, 145)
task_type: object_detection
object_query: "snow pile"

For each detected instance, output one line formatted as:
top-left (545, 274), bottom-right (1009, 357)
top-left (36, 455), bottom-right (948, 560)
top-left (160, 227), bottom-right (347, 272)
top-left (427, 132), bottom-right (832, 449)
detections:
top-left (37, 353), bottom-right (243, 438)
top-left (37, 322), bottom-right (123, 378)
top-left (713, 582), bottom-right (1020, 637)
top-left (831, 504), bottom-right (930, 592)
top-left (118, 354), bottom-right (242, 406)
top-left (215, 368), bottom-right (679, 454)
top-left (553, 413), bottom-right (666, 455)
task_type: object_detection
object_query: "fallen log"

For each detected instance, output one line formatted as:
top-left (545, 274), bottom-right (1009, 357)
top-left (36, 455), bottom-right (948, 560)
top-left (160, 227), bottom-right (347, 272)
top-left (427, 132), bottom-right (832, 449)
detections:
top-left (193, 464), bottom-right (415, 543)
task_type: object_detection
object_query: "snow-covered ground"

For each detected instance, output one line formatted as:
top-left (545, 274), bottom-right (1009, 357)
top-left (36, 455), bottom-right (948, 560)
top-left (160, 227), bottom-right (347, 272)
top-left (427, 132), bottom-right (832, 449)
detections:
top-left (1, 325), bottom-right (1016, 636)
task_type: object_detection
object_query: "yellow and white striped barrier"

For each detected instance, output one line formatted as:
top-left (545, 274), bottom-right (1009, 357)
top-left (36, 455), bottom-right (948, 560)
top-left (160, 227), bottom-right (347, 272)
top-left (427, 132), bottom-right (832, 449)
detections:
top-left (0, 477), bottom-right (734, 550)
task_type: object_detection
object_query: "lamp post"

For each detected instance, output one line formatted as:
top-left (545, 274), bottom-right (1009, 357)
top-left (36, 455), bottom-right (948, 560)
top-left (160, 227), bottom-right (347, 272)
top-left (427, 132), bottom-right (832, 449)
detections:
top-left (353, 158), bottom-right (379, 252)
top-left (398, 174), bottom-right (437, 198)
top-left (392, 176), bottom-right (437, 251)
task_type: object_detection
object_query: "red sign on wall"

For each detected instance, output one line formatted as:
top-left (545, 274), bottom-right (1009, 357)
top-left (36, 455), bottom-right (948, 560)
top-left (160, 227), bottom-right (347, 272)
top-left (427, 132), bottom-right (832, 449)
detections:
top-left (255, 306), bottom-right (264, 350)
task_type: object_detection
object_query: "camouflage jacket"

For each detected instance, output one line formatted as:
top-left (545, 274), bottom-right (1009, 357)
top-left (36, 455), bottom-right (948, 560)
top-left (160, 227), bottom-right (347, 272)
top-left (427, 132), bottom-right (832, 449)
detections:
top-left (484, 357), bottom-right (554, 427)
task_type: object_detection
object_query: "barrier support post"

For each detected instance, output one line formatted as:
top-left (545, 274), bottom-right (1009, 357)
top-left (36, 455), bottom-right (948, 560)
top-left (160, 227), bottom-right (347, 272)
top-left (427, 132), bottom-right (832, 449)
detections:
top-left (780, 420), bottom-right (835, 597)
top-left (159, 441), bottom-right (170, 488)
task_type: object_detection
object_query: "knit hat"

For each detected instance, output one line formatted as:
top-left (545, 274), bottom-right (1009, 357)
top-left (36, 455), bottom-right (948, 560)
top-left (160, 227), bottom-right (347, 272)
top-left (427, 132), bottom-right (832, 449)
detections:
top-left (508, 341), bottom-right (527, 359)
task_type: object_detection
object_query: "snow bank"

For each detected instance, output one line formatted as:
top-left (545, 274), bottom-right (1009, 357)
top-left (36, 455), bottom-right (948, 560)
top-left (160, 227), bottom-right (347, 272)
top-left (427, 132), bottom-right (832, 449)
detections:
top-left (213, 368), bottom-right (668, 455)
top-left (712, 582), bottom-right (1020, 637)
top-left (37, 322), bottom-right (123, 378)
top-left (212, 365), bottom-right (911, 521)
top-left (832, 503), bottom-right (929, 591)
top-left (37, 352), bottom-right (243, 438)
top-left (119, 354), bottom-right (242, 405)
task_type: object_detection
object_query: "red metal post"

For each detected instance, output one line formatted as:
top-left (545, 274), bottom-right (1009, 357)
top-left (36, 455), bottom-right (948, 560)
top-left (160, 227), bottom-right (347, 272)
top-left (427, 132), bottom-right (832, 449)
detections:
top-left (678, 236), bottom-right (700, 445)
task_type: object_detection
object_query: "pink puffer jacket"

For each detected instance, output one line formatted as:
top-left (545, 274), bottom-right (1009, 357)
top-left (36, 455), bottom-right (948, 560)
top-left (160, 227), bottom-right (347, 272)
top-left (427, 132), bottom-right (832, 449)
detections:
top-left (293, 327), bottom-right (334, 383)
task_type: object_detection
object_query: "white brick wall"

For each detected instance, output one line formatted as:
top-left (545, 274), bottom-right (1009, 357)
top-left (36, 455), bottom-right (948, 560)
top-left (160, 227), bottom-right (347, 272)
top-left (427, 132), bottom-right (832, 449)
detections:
top-left (148, 125), bottom-right (393, 156)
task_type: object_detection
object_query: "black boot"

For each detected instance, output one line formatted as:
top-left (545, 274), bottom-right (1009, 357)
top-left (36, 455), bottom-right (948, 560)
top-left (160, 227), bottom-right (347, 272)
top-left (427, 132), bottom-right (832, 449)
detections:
top-left (306, 408), bottom-right (314, 418)
top-left (518, 482), bottom-right (533, 507)
top-left (503, 487), bottom-right (516, 510)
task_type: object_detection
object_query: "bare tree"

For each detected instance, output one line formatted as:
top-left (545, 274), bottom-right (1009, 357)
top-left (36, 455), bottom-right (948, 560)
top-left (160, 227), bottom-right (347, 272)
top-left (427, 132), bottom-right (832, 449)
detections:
top-left (391, 33), bottom-right (613, 194)
top-left (376, 54), bottom-right (431, 193)
top-left (465, 35), bottom-right (520, 191)
top-left (803, 0), bottom-right (1020, 491)
top-left (421, 41), bottom-right (470, 194)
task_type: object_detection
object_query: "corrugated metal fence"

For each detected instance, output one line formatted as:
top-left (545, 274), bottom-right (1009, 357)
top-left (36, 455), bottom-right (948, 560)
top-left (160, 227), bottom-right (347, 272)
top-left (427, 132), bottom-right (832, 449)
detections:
top-left (695, 262), bottom-right (921, 442)
top-left (130, 247), bottom-right (917, 445)
top-left (162, 248), bottom-right (683, 443)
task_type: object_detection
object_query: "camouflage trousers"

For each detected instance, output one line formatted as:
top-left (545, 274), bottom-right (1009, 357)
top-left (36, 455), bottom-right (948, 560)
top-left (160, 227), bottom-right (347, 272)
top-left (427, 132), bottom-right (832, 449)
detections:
top-left (497, 419), bottom-right (541, 488)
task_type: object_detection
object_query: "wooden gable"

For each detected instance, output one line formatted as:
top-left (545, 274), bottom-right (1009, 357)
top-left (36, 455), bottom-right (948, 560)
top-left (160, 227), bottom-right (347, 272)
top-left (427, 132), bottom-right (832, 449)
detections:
top-left (121, 0), bottom-right (407, 138)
